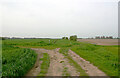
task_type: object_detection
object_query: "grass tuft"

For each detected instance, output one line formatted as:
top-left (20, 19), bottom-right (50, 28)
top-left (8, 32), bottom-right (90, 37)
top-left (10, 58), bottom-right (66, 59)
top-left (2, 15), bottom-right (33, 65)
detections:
top-left (38, 53), bottom-right (50, 76)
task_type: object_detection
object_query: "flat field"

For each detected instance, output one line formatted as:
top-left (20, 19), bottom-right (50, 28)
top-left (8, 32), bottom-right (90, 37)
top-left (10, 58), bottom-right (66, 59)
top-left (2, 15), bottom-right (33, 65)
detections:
top-left (2, 39), bottom-right (119, 76)
top-left (77, 39), bottom-right (118, 45)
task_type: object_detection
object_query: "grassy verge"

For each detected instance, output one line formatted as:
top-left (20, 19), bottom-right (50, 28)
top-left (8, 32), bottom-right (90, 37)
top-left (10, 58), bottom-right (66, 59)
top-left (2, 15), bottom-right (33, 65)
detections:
top-left (71, 45), bottom-right (118, 76)
top-left (59, 48), bottom-right (88, 76)
top-left (38, 53), bottom-right (50, 76)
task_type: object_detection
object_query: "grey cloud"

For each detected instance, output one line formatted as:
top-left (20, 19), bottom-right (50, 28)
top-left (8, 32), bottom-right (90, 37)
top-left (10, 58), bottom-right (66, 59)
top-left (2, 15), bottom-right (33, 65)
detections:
top-left (0, 0), bottom-right (118, 38)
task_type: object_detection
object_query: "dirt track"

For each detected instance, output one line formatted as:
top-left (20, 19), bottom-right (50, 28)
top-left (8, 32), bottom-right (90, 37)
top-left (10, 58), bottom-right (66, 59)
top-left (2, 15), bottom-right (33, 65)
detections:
top-left (26, 48), bottom-right (80, 76)
top-left (77, 39), bottom-right (118, 45)
top-left (68, 49), bottom-right (107, 76)
top-left (25, 48), bottom-right (43, 76)
top-left (25, 48), bottom-right (108, 76)
top-left (46, 48), bottom-right (80, 76)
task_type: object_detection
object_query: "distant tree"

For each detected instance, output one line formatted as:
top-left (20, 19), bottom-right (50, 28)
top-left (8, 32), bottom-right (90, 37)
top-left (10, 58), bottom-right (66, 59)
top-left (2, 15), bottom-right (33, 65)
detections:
top-left (70, 35), bottom-right (77, 41)
top-left (70, 36), bottom-right (73, 40)
top-left (103, 36), bottom-right (105, 39)
top-left (62, 37), bottom-right (68, 40)
top-left (109, 36), bottom-right (113, 39)
top-left (2, 37), bottom-right (5, 40)
top-left (106, 36), bottom-right (109, 39)
top-left (66, 37), bottom-right (68, 40)
top-left (117, 37), bottom-right (120, 39)
top-left (101, 36), bottom-right (103, 39)
top-left (78, 38), bottom-right (82, 39)
top-left (95, 36), bottom-right (100, 39)
top-left (62, 37), bottom-right (65, 39)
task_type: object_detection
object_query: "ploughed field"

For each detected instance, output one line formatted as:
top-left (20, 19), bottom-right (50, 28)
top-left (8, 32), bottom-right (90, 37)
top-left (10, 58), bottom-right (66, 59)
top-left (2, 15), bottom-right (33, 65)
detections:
top-left (77, 39), bottom-right (118, 45)
top-left (2, 39), bottom-right (119, 76)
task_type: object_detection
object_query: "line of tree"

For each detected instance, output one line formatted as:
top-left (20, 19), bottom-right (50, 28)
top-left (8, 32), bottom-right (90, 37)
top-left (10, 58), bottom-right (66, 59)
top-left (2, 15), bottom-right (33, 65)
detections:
top-left (62, 35), bottom-right (77, 41)
top-left (95, 36), bottom-right (113, 39)
top-left (62, 37), bottom-right (68, 40)
top-left (70, 35), bottom-right (77, 41)
top-left (0, 37), bottom-right (6, 40)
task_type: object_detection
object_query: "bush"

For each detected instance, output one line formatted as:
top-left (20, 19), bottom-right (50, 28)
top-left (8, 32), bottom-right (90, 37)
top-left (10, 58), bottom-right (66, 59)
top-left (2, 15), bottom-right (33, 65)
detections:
top-left (62, 37), bottom-right (66, 39)
top-left (70, 35), bottom-right (77, 41)
top-left (2, 37), bottom-right (5, 40)
top-left (62, 37), bottom-right (68, 40)
top-left (66, 37), bottom-right (68, 40)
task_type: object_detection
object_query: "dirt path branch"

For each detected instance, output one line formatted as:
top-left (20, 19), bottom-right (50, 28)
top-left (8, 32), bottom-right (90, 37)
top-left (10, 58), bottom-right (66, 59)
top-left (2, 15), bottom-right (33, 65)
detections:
top-left (25, 48), bottom-right (80, 76)
top-left (25, 48), bottom-right (108, 77)
top-left (68, 49), bottom-right (107, 76)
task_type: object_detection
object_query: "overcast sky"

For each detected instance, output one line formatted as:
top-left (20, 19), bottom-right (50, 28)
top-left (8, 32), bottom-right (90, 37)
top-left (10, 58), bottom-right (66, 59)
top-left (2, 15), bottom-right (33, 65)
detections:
top-left (0, 0), bottom-right (119, 38)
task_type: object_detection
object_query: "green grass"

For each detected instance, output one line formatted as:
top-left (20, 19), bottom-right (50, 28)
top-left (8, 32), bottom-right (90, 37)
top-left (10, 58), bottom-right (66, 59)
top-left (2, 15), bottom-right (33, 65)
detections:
top-left (3, 39), bottom-right (75, 49)
top-left (59, 47), bottom-right (69, 56)
top-left (0, 40), bottom-right (2, 77)
top-left (67, 56), bottom-right (88, 76)
top-left (62, 67), bottom-right (71, 76)
top-left (59, 48), bottom-right (88, 76)
top-left (38, 53), bottom-right (50, 76)
top-left (2, 44), bottom-right (37, 76)
top-left (2, 39), bottom-right (119, 76)
top-left (71, 45), bottom-right (118, 76)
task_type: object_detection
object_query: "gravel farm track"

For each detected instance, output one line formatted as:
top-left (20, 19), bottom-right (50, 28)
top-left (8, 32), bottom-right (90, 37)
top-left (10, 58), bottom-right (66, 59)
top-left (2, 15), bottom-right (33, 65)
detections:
top-left (25, 48), bottom-right (107, 76)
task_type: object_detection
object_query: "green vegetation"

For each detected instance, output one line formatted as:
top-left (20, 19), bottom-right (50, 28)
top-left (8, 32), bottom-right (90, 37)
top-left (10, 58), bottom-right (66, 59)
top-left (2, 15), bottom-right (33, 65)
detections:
top-left (71, 45), bottom-right (118, 76)
top-left (67, 56), bottom-right (88, 76)
top-left (62, 67), bottom-right (70, 76)
top-left (3, 39), bottom-right (74, 49)
top-left (70, 35), bottom-right (77, 41)
top-left (62, 37), bottom-right (68, 40)
top-left (38, 53), bottom-right (50, 76)
top-left (59, 48), bottom-right (88, 76)
top-left (2, 44), bottom-right (37, 76)
top-left (0, 40), bottom-right (2, 77)
top-left (59, 47), bottom-right (69, 56)
top-left (0, 37), bottom-right (5, 40)
top-left (2, 39), bottom-right (119, 76)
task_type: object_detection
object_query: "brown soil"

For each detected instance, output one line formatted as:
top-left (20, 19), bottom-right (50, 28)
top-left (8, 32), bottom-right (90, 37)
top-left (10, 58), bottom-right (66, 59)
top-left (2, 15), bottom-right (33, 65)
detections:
top-left (68, 49), bottom-right (107, 76)
top-left (77, 39), bottom-right (118, 45)
top-left (25, 48), bottom-right (109, 76)
top-left (25, 48), bottom-right (80, 76)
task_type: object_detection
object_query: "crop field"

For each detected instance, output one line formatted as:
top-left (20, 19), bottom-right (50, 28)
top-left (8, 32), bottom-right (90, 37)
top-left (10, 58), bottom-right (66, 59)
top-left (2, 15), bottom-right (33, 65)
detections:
top-left (2, 44), bottom-right (37, 76)
top-left (2, 39), bottom-right (119, 77)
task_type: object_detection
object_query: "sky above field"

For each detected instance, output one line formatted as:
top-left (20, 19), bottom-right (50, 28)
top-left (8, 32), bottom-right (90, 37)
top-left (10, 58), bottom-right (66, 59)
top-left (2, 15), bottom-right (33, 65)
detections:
top-left (0, 0), bottom-right (119, 38)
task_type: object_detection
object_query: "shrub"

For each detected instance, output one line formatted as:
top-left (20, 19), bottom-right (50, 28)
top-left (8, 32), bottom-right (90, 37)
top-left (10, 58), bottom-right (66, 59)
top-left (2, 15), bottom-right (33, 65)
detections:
top-left (2, 37), bottom-right (5, 40)
top-left (70, 35), bottom-right (77, 41)
top-left (62, 37), bottom-right (65, 39)
top-left (62, 37), bottom-right (68, 40)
